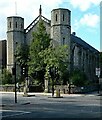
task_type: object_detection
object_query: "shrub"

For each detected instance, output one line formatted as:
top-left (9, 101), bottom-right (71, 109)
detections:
top-left (0, 68), bottom-right (13, 85)
top-left (70, 69), bottom-right (88, 87)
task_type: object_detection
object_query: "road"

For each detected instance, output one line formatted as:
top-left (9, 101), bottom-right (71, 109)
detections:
top-left (0, 92), bottom-right (102, 119)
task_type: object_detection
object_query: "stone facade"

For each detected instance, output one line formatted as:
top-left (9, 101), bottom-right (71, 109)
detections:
top-left (6, 6), bottom-right (99, 82)
top-left (71, 34), bottom-right (99, 81)
top-left (0, 40), bottom-right (7, 69)
top-left (7, 16), bottom-right (24, 72)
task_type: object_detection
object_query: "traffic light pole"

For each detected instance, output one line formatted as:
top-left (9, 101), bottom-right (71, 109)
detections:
top-left (14, 61), bottom-right (17, 103)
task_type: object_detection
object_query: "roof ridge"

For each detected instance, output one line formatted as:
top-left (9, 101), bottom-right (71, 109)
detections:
top-left (25, 15), bottom-right (50, 33)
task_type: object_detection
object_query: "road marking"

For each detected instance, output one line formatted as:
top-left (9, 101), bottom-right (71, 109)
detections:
top-left (1, 110), bottom-right (31, 118)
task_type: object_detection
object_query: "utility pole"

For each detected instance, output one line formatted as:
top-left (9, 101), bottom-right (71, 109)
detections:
top-left (12, 42), bottom-right (18, 103)
top-left (12, 62), bottom-right (17, 103)
top-left (14, 62), bottom-right (17, 103)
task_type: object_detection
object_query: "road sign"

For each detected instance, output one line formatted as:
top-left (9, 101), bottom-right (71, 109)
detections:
top-left (96, 68), bottom-right (100, 77)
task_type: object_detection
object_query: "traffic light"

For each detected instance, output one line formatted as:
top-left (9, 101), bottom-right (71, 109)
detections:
top-left (22, 67), bottom-right (25, 75)
top-left (21, 65), bottom-right (28, 77)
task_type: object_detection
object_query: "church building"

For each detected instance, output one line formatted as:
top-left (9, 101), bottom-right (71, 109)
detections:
top-left (6, 6), bottom-right (99, 83)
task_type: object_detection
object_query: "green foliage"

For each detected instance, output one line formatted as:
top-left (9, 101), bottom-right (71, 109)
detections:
top-left (14, 43), bottom-right (30, 83)
top-left (40, 43), bottom-right (69, 84)
top-left (41, 44), bottom-right (69, 67)
top-left (61, 69), bottom-right (69, 84)
top-left (28, 20), bottom-right (69, 85)
top-left (70, 69), bottom-right (88, 87)
top-left (15, 20), bottom-right (70, 85)
top-left (0, 69), bottom-right (13, 85)
top-left (29, 20), bottom-right (50, 76)
top-left (15, 43), bottom-right (29, 66)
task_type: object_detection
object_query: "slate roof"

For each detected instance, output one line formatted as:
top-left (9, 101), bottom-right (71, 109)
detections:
top-left (71, 34), bottom-right (99, 53)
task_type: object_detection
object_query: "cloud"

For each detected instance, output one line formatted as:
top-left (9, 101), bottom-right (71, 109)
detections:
top-left (0, 0), bottom-right (63, 17)
top-left (69, 0), bottom-right (101, 11)
top-left (73, 13), bottom-right (99, 29)
top-left (0, 0), bottom-right (100, 40)
top-left (0, 0), bottom-right (64, 39)
top-left (80, 13), bottom-right (99, 27)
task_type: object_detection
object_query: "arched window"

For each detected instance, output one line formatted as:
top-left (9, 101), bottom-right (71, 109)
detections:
top-left (56, 14), bottom-right (57, 21)
top-left (10, 22), bottom-right (11, 28)
top-left (63, 14), bottom-right (64, 21)
top-left (63, 38), bottom-right (65, 45)
top-left (16, 22), bottom-right (17, 28)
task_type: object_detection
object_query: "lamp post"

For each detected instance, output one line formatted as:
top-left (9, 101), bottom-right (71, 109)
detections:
top-left (14, 62), bottom-right (17, 103)
top-left (14, 42), bottom-right (18, 103)
top-left (12, 57), bottom-right (17, 103)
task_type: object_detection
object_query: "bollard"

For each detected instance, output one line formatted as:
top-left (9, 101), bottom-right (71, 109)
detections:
top-left (58, 89), bottom-right (60, 97)
top-left (56, 89), bottom-right (60, 97)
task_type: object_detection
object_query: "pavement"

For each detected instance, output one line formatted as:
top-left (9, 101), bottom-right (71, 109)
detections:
top-left (0, 91), bottom-right (100, 106)
top-left (0, 90), bottom-right (100, 96)
top-left (0, 91), bottom-right (100, 98)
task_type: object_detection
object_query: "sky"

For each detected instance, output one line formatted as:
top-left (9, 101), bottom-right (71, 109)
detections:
top-left (0, 0), bottom-right (101, 51)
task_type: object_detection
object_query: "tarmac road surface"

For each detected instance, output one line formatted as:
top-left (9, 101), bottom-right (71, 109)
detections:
top-left (0, 92), bottom-right (102, 120)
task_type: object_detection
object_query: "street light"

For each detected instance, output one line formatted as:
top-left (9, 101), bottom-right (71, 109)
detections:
top-left (13, 42), bottom-right (18, 103)
top-left (12, 58), bottom-right (17, 103)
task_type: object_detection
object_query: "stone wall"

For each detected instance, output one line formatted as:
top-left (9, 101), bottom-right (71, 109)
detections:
top-left (0, 85), bottom-right (44, 92)
top-left (0, 84), bottom-right (98, 93)
top-left (55, 85), bottom-right (98, 94)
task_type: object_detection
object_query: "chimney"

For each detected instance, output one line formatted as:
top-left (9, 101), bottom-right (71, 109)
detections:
top-left (72, 32), bottom-right (76, 36)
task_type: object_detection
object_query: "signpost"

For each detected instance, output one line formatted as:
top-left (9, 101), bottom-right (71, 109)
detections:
top-left (96, 68), bottom-right (100, 78)
top-left (96, 68), bottom-right (101, 94)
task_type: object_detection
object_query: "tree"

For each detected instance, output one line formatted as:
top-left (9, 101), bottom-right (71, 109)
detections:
top-left (15, 19), bottom-right (69, 87)
top-left (39, 42), bottom-right (69, 96)
top-left (14, 43), bottom-right (29, 83)
top-left (28, 20), bottom-right (69, 86)
top-left (28, 20), bottom-right (51, 83)
top-left (15, 43), bottom-right (29, 66)
top-left (70, 69), bottom-right (88, 87)
top-left (0, 68), bottom-right (13, 85)
top-left (39, 42), bottom-right (69, 85)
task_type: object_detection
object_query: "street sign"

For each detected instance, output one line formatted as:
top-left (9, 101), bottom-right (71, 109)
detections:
top-left (96, 68), bottom-right (100, 77)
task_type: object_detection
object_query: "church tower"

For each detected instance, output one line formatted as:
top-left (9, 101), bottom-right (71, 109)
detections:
top-left (51, 8), bottom-right (71, 46)
top-left (7, 16), bottom-right (24, 72)
top-left (51, 8), bottom-right (72, 71)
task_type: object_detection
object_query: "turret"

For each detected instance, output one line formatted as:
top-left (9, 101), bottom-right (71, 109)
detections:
top-left (51, 8), bottom-right (72, 72)
top-left (7, 16), bottom-right (24, 72)
top-left (51, 8), bottom-right (71, 46)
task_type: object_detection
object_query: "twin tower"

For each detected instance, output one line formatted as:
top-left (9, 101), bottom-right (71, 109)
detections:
top-left (7, 7), bottom-right (71, 72)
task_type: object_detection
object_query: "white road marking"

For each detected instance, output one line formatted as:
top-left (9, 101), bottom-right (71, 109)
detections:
top-left (1, 110), bottom-right (31, 118)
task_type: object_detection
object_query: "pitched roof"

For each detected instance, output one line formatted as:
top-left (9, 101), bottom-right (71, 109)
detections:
top-left (25, 15), bottom-right (51, 33)
top-left (71, 34), bottom-right (99, 53)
